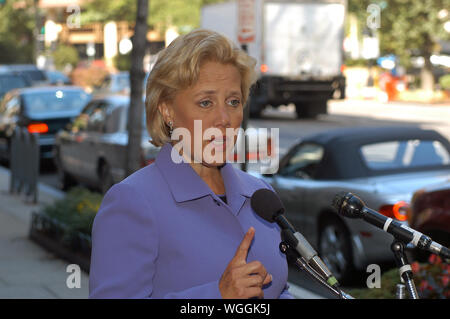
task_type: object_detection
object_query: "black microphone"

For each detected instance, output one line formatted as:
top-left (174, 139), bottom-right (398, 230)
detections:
top-left (333, 192), bottom-right (450, 260)
top-left (251, 188), bottom-right (339, 287)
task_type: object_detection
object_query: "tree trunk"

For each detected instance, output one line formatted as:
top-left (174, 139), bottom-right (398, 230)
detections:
top-left (420, 54), bottom-right (434, 92)
top-left (420, 38), bottom-right (434, 92)
top-left (126, 0), bottom-right (149, 176)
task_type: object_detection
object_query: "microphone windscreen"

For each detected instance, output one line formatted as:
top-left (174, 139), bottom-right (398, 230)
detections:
top-left (251, 188), bottom-right (285, 223)
top-left (332, 191), bottom-right (350, 211)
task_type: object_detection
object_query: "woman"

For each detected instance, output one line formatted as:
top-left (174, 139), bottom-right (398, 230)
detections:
top-left (89, 29), bottom-right (293, 299)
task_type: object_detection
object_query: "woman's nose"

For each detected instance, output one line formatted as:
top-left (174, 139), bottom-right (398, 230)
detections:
top-left (215, 103), bottom-right (231, 127)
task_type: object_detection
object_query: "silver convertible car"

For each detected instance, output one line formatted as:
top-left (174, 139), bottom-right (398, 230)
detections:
top-left (253, 126), bottom-right (450, 284)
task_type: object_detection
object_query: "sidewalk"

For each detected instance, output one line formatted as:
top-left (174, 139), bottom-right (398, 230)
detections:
top-left (0, 166), bottom-right (89, 298)
top-left (0, 165), bottom-right (321, 299)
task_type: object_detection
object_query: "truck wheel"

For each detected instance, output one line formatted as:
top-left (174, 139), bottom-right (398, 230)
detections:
top-left (295, 101), bottom-right (327, 119)
top-left (248, 98), bottom-right (263, 118)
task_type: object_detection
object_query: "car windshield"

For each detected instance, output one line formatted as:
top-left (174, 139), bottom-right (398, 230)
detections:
top-left (99, 73), bottom-right (129, 92)
top-left (21, 70), bottom-right (46, 81)
top-left (47, 72), bottom-right (69, 83)
top-left (0, 75), bottom-right (29, 97)
top-left (23, 90), bottom-right (91, 116)
top-left (360, 139), bottom-right (450, 170)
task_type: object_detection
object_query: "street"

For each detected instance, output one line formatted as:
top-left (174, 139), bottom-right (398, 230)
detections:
top-left (39, 98), bottom-right (450, 189)
top-left (33, 98), bottom-right (450, 298)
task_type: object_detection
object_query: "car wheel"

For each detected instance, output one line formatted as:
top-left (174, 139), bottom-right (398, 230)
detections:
top-left (55, 151), bottom-right (76, 191)
top-left (318, 218), bottom-right (355, 285)
top-left (99, 162), bottom-right (114, 194)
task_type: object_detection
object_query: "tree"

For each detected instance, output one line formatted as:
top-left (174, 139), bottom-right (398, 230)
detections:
top-left (348, 0), bottom-right (450, 91)
top-left (126, 0), bottom-right (149, 176)
top-left (83, 0), bottom-right (223, 33)
top-left (0, 0), bottom-right (35, 63)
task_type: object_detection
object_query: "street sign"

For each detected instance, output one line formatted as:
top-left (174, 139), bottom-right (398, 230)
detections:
top-left (237, 0), bottom-right (255, 44)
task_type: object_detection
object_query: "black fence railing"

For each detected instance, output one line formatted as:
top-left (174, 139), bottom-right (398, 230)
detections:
top-left (9, 127), bottom-right (40, 203)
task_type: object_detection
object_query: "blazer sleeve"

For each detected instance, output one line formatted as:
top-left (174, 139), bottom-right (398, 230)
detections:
top-left (89, 182), bottom-right (224, 299)
top-left (89, 182), bottom-right (159, 298)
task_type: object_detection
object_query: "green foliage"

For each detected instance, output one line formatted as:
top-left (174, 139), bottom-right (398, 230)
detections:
top-left (349, 256), bottom-right (450, 299)
top-left (0, 0), bottom-right (35, 63)
top-left (82, 0), bottom-right (137, 24)
top-left (348, 0), bottom-right (450, 68)
top-left (41, 187), bottom-right (102, 240)
top-left (439, 74), bottom-right (450, 90)
top-left (82, 0), bottom-right (225, 33)
top-left (114, 52), bottom-right (132, 71)
top-left (52, 44), bottom-right (79, 70)
top-left (412, 255), bottom-right (450, 299)
top-left (344, 58), bottom-right (376, 67)
top-left (348, 267), bottom-right (400, 299)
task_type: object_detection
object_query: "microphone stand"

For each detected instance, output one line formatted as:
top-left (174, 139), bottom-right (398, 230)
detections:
top-left (279, 241), bottom-right (354, 299)
top-left (391, 239), bottom-right (419, 299)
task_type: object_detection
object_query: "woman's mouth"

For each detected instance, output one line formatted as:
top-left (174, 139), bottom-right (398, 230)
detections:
top-left (210, 136), bottom-right (227, 151)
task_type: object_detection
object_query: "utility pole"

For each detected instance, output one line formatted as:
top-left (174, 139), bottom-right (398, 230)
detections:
top-left (33, 0), bottom-right (43, 65)
top-left (126, 0), bottom-right (149, 176)
top-left (240, 43), bottom-right (250, 172)
top-left (237, 0), bottom-right (255, 172)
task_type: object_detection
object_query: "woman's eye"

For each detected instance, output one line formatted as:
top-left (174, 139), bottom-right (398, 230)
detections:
top-left (199, 100), bottom-right (212, 108)
top-left (227, 99), bottom-right (241, 107)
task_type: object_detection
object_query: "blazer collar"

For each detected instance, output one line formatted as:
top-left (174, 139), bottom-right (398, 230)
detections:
top-left (155, 143), bottom-right (257, 215)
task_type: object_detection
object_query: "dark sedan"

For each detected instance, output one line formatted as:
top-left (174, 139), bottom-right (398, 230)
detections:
top-left (0, 86), bottom-right (91, 161)
top-left (252, 126), bottom-right (450, 283)
top-left (0, 72), bottom-right (32, 100)
top-left (410, 181), bottom-right (450, 261)
top-left (54, 94), bottom-right (160, 194)
top-left (0, 64), bottom-right (48, 86)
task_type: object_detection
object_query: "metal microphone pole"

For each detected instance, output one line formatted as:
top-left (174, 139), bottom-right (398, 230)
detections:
top-left (391, 240), bottom-right (419, 299)
top-left (279, 241), bottom-right (354, 299)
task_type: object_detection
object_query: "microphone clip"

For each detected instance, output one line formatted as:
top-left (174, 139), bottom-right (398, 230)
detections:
top-left (278, 231), bottom-right (353, 299)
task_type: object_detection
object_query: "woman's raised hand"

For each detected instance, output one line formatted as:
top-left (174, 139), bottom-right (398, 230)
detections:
top-left (219, 227), bottom-right (272, 299)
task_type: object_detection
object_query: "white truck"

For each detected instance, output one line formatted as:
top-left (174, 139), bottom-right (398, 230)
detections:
top-left (201, 0), bottom-right (346, 118)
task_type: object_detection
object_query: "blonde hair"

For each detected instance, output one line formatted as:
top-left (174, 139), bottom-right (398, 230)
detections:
top-left (145, 28), bottom-right (257, 147)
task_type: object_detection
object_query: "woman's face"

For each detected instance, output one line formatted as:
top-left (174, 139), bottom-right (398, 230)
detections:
top-left (159, 61), bottom-right (243, 167)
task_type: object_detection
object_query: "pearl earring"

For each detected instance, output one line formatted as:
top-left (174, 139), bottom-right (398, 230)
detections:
top-left (168, 120), bottom-right (173, 136)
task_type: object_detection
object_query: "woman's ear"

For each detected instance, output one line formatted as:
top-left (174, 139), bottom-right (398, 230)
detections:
top-left (158, 102), bottom-right (173, 125)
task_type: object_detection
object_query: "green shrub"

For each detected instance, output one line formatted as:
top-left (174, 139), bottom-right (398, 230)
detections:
top-left (348, 255), bottom-right (450, 299)
top-left (412, 255), bottom-right (450, 299)
top-left (439, 74), bottom-right (450, 90)
top-left (41, 187), bottom-right (102, 246)
top-left (52, 44), bottom-right (79, 70)
top-left (348, 267), bottom-right (400, 299)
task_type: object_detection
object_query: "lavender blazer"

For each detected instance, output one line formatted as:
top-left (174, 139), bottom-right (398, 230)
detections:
top-left (89, 142), bottom-right (293, 299)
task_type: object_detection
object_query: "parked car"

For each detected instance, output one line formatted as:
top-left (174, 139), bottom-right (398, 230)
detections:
top-left (93, 71), bottom-right (149, 95)
top-left (0, 64), bottom-right (48, 86)
top-left (410, 181), bottom-right (450, 261)
top-left (94, 72), bottom-right (131, 95)
top-left (54, 94), bottom-right (160, 194)
top-left (0, 86), bottom-right (91, 161)
top-left (45, 70), bottom-right (72, 86)
top-left (54, 93), bottom-right (273, 194)
top-left (0, 72), bottom-right (32, 100)
top-left (252, 126), bottom-right (450, 283)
